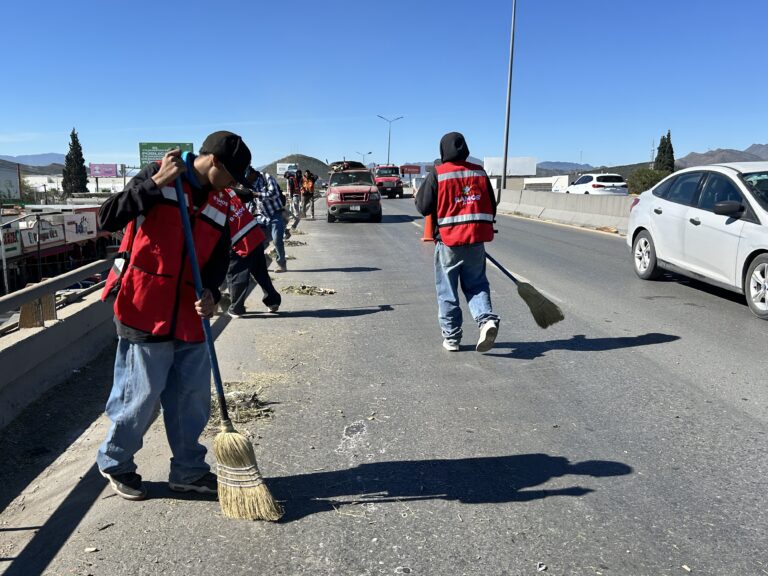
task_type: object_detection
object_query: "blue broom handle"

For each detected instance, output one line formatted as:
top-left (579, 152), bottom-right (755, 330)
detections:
top-left (174, 177), bottom-right (229, 421)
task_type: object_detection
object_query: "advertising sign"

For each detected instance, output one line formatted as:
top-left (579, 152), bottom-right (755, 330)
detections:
top-left (139, 142), bottom-right (194, 167)
top-left (483, 156), bottom-right (538, 177)
top-left (400, 164), bottom-right (422, 175)
top-left (276, 163), bottom-right (298, 176)
top-left (89, 163), bottom-right (118, 178)
top-left (20, 220), bottom-right (65, 252)
top-left (63, 212), bottom-right (97, 243)
top-left (0, 166), bottom-right (20, 200)
top-left (1, 225), bottom-right (21, 259)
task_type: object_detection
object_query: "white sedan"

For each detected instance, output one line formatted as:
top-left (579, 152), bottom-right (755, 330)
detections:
top-left (627, 162), bottom-right (768, 319)
top-left (565, 173), bottom-right (628, 195)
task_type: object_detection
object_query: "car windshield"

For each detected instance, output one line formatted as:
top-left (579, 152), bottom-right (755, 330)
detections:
top-left (376, 167), bottom-right (399, 177)
top-left (596, 175), bottom-right (625, 184)
top-left (330, 172), bottom-right (374, 186)
top-left (742, 171), bottom-right (768, 211)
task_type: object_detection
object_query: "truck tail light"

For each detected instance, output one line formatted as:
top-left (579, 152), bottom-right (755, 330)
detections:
top-left (592, 184), bottom-right (605, 188)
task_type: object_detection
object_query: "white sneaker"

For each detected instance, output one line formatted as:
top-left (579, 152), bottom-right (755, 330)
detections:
top-left (476, 320), bottom-right (499, 352)
top-left (442, 339), bottom-right (460, 352)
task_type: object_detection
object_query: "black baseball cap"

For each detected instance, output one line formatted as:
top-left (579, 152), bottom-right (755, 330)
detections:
top-left (200, 131), bottom-right (252, 187)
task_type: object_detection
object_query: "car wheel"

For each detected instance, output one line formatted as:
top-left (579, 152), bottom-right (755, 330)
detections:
top-left (327, 213), bottom-right (336, 223)
top-left (745, 254), bottom-right (768, 320)
top-left (632, 230), bottom-right (662, 280)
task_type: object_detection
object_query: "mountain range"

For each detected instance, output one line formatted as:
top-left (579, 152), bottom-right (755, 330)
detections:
top-left (4, 145), bottom-right (768, 179)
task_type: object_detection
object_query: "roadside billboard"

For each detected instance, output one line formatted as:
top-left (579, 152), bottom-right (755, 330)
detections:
top-left (400, 164), bottom-right (422, 175)
top-left (63, 212), bottom-right (97, 242)
top-left (139, 142), bottom-right (194, 167)
top-left (276, 162), bottom-right (298, 176)
top-left (483, 156), bottom-right (537, 177)
top-left (89, 163), bottom-right (118, 178)
top-left (0, 166), bottom-right (20, 200)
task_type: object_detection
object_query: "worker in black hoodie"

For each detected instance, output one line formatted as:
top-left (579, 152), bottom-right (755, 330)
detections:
top-left (415, 132), bottom-right (500, 353)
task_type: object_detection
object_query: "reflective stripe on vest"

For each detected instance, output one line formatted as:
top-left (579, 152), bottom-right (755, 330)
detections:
top-left (161, 186), bottom-right (178, 201)
top-left (231, 218), bottom-right (259, 245)
top-left (437, 212), bottom-right (494, 226)
top-left (201, 204), bottom-right (227, 227)
top-left (437, 169), bottom-right (487, 183)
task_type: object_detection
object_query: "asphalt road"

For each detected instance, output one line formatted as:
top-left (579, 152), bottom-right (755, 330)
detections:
top-left (1, 198), bottom-right (766, 576)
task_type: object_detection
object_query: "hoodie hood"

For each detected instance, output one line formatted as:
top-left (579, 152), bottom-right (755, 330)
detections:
top-left (439, 132), bottom-right (470, 163)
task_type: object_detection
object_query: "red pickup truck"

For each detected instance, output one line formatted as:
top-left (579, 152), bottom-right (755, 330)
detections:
top-left (373, 165), bottom-right (404, 198)
top-left (325, 161), bottom-right (382, 223)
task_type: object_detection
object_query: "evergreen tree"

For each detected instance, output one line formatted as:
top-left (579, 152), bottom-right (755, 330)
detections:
top-left (61, 128), bottom-right (89, 197)
top-left (663, 129), bottom-right (675, 172)
top-left (653, 134), bottom-right (668, 171)
top-left (654, 130), bottom-right (676, 173)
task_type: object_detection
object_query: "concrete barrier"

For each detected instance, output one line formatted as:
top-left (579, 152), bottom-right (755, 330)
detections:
top-left (0, 293), bottom-right (114, 429)
top-left (497, 188), bottom-right (633, 234)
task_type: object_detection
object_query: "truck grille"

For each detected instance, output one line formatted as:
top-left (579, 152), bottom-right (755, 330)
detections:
top-left (342, 193), bottom-right (366, 201)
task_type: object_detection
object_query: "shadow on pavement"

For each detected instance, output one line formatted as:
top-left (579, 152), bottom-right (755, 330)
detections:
top-left (291, 267), bottom-right (382, 273)
top-left (263, 305), bottom-right (394, 319)
top-left (1, 464), bottom-right (105, 576)
top-left (487, 332), bottom-right (680, 360)
top-left (270, 453), bottom-right (632, 522)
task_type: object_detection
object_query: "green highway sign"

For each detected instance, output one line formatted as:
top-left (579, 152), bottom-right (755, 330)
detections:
top-left (139, 142), bottom-right (194, 167)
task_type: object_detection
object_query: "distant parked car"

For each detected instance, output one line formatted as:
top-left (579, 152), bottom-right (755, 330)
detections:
top-left (565, 173), bottom-right (628, 195)
top-left (627, 162), bottom-right (768, 319)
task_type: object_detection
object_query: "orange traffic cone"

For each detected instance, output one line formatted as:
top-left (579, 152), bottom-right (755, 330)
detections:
top-left (421, 214), bottom-right (435, 242)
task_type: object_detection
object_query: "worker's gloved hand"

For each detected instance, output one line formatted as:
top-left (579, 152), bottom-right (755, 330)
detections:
top-left (195, 289), bottom-right (215, 319)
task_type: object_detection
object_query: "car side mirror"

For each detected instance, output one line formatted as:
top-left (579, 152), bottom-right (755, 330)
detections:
top-left (713, 200), bottom-right (744, 216)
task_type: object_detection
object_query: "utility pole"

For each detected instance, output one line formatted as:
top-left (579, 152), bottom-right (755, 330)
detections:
top-left (377, 115), bottom-right (403, 165)
top-left (500, 0), bottom-right (517, 201)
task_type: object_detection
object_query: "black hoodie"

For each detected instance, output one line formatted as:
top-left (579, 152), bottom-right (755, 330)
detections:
top-left (415, 132), bottom-right (496, 235)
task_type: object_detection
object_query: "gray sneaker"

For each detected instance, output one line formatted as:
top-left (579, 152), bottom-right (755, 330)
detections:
top-left (100, 470), bottom-right (147, 501)
top-left (442, 339), bottom-right (460, 352)
top-left (169, 472), bottom-right (218, 495)
top-left (476, 320), bottom-right (499, 352)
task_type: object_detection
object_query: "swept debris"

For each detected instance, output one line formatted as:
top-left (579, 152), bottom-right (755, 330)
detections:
top-left (207, 374), bottom-right (284, 431)
top-left (285, 240), bottom-right (307, 247)
top-left (282, 284), bottom-right (336, 296)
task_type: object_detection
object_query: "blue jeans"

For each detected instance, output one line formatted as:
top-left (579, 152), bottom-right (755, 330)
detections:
top-left (97, 337), bottom-right (212, 484)
top-left (267, 216), bottom-right (286, 267)
top-left (434, 241), bottom-right (499, 343)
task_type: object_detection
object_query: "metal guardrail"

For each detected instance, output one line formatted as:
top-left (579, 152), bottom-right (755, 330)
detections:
top-left (0, 257), bottom-right (114, 315)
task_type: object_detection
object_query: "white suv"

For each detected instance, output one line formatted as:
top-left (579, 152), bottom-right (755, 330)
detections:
top-left (565, 173), bottom-right (628, 195)
top-left (627, 162), bottom-right (768, 319)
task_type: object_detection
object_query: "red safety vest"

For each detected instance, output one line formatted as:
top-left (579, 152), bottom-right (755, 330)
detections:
top-left (435, 161), bottom-right (494, 246)
top-left (102, 179), bottom-right (263, 342)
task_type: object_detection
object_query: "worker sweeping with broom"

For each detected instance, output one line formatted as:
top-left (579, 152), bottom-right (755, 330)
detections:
top-left (96, 131), bottom-right (282, 520)
top-left (416, 132), bottom-right (501, 352)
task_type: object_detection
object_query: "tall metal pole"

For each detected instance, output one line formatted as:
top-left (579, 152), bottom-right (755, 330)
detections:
top-left (0, 198), bottom-right (7, 295)
top-left (36, 215), bottom-right (42, 281)
top-left (377, 115), bottom-right (403, 165)
top-left (500, 0), bottom-right (517, 203)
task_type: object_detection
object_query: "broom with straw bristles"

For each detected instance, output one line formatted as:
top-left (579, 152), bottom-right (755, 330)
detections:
top-left (485, 251), bottom-right (564, 329)
top-left (174, 177), bottom-right (283, 521)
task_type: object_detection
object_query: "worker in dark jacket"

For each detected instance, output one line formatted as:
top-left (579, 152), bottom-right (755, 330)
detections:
top-left (415, 131), bottom-right (500, 353)
top-left (96, 131), bottom-right (260, 501)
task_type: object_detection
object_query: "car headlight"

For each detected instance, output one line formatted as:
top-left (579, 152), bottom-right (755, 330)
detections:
top-left (327, 193), bottom-right (340, 201)
top-left (369, 192), bottom-right (381, 200)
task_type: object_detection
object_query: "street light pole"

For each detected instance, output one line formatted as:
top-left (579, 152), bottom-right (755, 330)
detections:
top-left (500, 0), bottom-right (517, 202)
top-left (377, 115), bottom-right (403, 164)
top-left (356, 151), bottom-right (372, 165)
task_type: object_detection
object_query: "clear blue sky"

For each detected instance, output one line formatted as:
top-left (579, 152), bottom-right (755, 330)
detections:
top-left (2, 0), bottom-right (766, 169)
